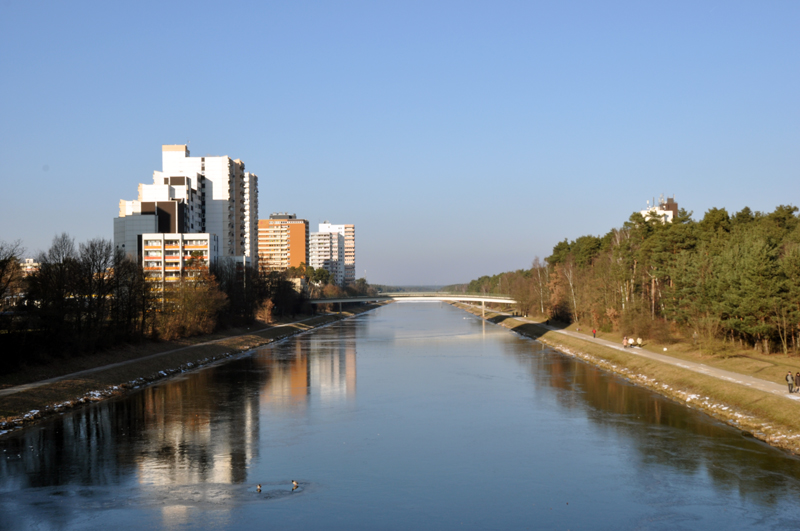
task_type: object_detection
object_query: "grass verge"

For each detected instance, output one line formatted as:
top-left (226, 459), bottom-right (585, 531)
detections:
top-left (538, 316), bottom-right (800, 386)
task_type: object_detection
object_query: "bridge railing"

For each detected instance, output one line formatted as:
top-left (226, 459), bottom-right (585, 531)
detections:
top-left (308, 292), bottom-right (516, 303)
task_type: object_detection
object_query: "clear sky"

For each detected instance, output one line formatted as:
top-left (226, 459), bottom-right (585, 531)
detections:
top-left (1, 1), bottom-right (798, 285)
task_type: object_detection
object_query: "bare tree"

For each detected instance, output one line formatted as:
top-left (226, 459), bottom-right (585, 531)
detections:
top-left (562, 257), bottom-right (579, 323)
top-left (0, 239), bottom-right (24, 307)
top-left (25, 233), bottom-right (79, 344)
top-left (532, 257), bottom-right (549, 316)
top-left (75, 238), bottom-right (115, 348)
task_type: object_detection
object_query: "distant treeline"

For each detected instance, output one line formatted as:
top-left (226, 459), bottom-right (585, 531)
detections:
top-left (371, 285), bottom-right (445, 293)
top-left (0, 234), bottom-right (371, 373)
top-left (440, 283), bottom-right (468, 293)
top-left (466, 205), bottom-right (800, 355)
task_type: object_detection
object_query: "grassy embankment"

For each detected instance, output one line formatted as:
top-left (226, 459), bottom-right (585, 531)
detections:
top-left (0, 304), bottom-right (382, 431)
top-left (455, 303), bottom-right (800, 455)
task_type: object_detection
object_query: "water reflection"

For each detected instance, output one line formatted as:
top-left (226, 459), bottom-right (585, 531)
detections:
top-left (504, 338), bottom-right (800, 507)
top-left (257, 325), bottom-right (357, 410)
top-left (3, 304), bottom-right (800, 530)
top-left (135, 368), bottom-right (261, 486)
top-left (0, 321), bottom-right (359, 529)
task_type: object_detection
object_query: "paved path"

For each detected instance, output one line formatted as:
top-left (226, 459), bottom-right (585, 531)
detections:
top-left (475, 307), bottom-right (800, 402)
top-left (0, 315), bottom-right (325, 399)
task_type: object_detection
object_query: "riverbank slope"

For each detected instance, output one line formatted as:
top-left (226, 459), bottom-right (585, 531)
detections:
top-left (455, 303), bottom-right (800, 455)
top-left (0, 304), bottom-right (383, 435)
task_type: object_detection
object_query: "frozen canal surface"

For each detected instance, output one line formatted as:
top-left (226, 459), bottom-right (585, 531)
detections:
top-left (3, 303), bottom-right (800, 530)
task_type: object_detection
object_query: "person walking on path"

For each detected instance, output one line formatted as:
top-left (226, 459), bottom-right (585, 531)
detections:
top-left (787, 371), bottom-right (794, 393)
top-left (623, 336), bottom-right (628, 348)
top-left (794, 372), bottom-right (800, 393)
top-left (592, 328), bottom-right (596, 338)
top-left (628, 337), bottom-right (635, 348)
top-left (636, 337), bottom-right (642, 348)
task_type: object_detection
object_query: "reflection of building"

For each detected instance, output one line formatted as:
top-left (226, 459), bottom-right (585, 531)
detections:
top-left (259, 327), bottom-right (357, 408)
top-left (259, 341), bottom-right (310, 409)
top-left (136, 368), bottom-right (261, 487)
top-left (641, 195), bottom-right (678, 223)
top-left (310, 341), bottom-right (357, 401)
top-left (257, 213), bottom-right (309, 273)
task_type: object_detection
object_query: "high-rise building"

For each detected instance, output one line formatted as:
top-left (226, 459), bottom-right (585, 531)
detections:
top-left (257, 213), bottom-right (309, 272)
top-left (115, 145), bottom-right (258, 262)
top-left (317, 222), bottom-right (356, 284)
top-left (309, 231), bottom-right (345, 285)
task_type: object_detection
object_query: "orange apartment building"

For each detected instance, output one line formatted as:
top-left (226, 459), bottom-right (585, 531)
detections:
top-left (257, 213), bottom-right (309, 273)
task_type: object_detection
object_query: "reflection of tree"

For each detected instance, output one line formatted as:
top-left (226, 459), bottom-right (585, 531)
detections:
top-left (0, 318), bottom-right (362, 501)
top-left (505, 340), bottom-right (800, 506)
top-left (0, 403), bottom-right (138, 489)
top-left (0, 356), bottom-right (266, 529)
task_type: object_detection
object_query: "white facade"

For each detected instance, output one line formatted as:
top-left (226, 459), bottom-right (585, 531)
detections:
top-left (119, 178), bottom-right (204, 233)
top-left (243, 171), bottom-right (258, 266)
top-left (308, 232), bottom-right (332, 271)
top-left (640, 195), bottom-right (678, 224)
top-left (309, 231), bottom-right (345, 285)
top-left (317, 222), bottom-right (355, 284)
top-left (641, 206), bottom-right (674, 223)
top-left (19, 258), bottom-right (40, 276)
top-left (118, 145), bottom-right (258, 261)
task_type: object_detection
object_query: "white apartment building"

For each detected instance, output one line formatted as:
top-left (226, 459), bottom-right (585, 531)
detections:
top-left (317, 222), bottom-right (356, 284)
top-left (116, 145), bottom-right (258, 262)
top-left (309, 231), bottom-right (345, 285)
top-left (19, 258), bottom-right (40, 277)
top-left (640, 195), bottom-right (678, 224)
top-left (141, 233), bottom-right (219, 282)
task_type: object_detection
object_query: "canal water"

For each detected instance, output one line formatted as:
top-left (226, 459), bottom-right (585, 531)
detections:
top-left (2, 303), bottom-right (800, 530)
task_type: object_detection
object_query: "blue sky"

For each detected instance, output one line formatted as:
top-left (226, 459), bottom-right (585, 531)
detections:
top-left (1, 1), bottom-right (798, 285)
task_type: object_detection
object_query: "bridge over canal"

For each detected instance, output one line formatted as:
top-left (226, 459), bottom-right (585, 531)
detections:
top-left (309, 292), bottom-right (516, 317)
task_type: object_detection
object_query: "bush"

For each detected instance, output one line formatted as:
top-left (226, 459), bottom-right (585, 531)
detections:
top-left (650, 318), bottom-right (677, 344)
top-left (153, 275), bottom-right (227, 340)
top-left (256, 299), bottom-right (275, 324)
top-left (619, 311), bottom-right (652, 338)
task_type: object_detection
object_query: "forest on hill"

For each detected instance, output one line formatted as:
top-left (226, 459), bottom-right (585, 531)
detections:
top-left (467, 205), bottom-right (800, 355)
